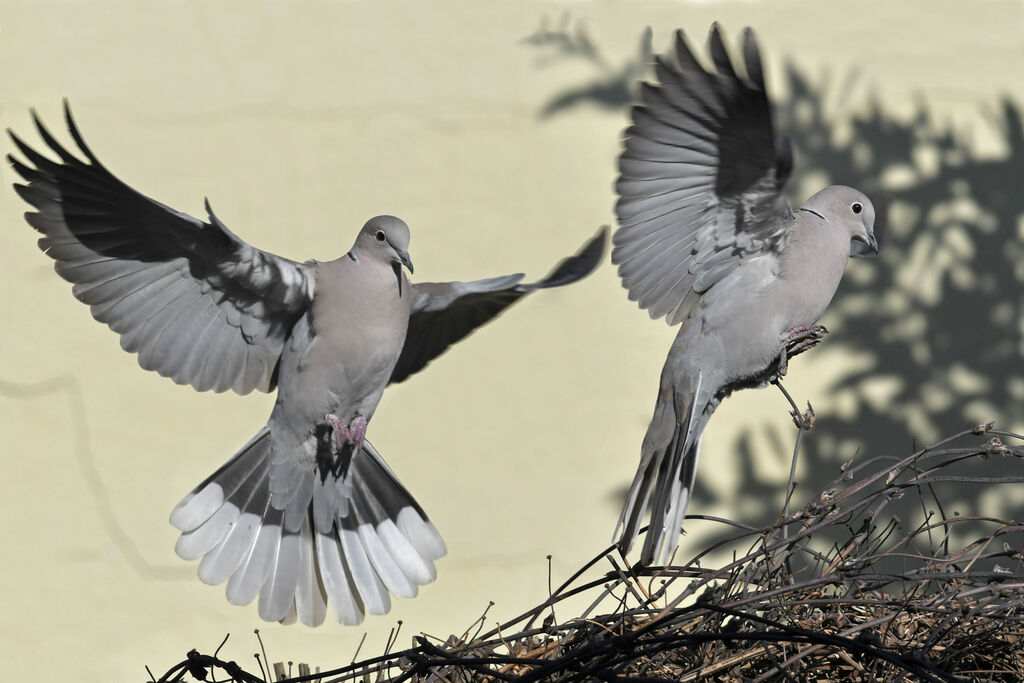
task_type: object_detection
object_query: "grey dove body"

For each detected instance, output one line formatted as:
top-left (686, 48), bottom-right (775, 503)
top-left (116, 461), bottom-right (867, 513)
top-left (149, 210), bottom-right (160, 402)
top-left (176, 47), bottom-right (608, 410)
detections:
top-left (271, 222), bottom-right (412, 487)
top-left (9, 106), bottom-right (606, 626)
top-left (613, 26), bottom-right (879, 565)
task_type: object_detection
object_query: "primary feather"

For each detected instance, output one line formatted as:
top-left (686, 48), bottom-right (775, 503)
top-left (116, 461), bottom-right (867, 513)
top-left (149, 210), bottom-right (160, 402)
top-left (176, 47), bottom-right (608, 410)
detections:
top-left (10, 104), bottom-right (607, 624)
top-left (613, 25), bottom-right (880, 564)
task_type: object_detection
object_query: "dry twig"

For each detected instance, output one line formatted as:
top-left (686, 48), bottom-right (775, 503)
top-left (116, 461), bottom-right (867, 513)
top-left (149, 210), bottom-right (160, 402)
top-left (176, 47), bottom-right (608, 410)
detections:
top-left (153, 424), bottom-right (1024, 682)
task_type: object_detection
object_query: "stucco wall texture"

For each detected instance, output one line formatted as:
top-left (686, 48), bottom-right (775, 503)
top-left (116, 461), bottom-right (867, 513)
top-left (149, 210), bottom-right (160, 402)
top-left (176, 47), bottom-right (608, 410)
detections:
top-left (2, 1), bottom-right (1023, 680)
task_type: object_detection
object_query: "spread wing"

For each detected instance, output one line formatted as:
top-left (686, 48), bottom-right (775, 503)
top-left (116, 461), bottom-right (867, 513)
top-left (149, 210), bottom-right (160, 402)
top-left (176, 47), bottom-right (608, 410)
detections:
top-left (613, 24), bottom-right (795, 325)
top-left (9, 104), bottom-right (314, 394)
top-left (388, 226), bottom-right (606, 384)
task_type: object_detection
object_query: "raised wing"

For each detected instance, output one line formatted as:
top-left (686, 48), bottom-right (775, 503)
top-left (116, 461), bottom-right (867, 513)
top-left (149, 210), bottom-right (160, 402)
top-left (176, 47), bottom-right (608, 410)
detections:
top-left (613, 24), bottom-right (795, 325)
top-left (9, 104), bottom-right (313, 394)
top-left (388, 226), bottom-right (606, 384)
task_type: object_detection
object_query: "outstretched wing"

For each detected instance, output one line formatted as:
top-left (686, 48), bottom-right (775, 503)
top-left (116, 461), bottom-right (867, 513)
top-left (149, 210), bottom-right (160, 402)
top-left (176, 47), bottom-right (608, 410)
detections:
top-left (9, 104), bottom-right (314, 394)
top-left (388, 226), bottom-right (606, 384)
top-left (613, 24), bottom-right (795, 325)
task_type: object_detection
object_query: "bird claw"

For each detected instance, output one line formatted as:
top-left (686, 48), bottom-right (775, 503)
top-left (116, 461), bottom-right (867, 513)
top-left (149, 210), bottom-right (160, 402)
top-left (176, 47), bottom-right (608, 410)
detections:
top-left (322, 413), bottom-right (349, 449)
top-left (318, 413), bottom-right (368, 483)
top-left (321, 413), bottom-right (367, 452)
top-left (775, 324), bottom-right (829, 378)
top-left (776, 348), bottom-right (789, 379)
top-left (347, 416), bottom-right (367, 451)
top-left (784, 324), bottom-right (828, 355)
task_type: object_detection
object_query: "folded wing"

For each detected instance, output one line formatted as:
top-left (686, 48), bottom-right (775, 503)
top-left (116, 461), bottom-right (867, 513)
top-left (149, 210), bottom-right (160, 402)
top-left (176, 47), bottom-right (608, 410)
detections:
top-left (8, 104), bottom-right (314, 394)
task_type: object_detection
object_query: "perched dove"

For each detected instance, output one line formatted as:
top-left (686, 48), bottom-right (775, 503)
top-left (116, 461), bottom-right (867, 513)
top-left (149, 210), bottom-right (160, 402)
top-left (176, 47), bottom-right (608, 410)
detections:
top-left (9, 104), bottom-right (607, 626)
top-left (612, 26), bottom-right (880, 564)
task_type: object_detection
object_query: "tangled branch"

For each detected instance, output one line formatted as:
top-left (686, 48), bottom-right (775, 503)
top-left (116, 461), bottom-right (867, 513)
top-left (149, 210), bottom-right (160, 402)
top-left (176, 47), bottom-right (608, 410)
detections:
top-left (153, 423), bottom-right (1024, 681)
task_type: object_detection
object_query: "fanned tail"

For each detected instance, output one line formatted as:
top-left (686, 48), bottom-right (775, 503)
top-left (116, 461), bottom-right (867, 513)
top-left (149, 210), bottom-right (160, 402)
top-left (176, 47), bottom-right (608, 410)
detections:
top-left (616, 371), bottom-right (706, 565)
top-left (169, 427), bottom-right (446, 626)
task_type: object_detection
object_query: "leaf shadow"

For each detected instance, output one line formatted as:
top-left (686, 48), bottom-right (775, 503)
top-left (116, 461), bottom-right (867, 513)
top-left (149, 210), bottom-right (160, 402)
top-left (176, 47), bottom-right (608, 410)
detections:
top-left (531, 25), bottom-right (1024, 553)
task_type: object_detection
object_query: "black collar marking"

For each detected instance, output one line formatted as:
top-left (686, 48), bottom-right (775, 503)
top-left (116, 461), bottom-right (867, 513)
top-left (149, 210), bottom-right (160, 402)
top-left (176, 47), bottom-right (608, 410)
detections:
top-left (796, 207), bottom-right (826, 221)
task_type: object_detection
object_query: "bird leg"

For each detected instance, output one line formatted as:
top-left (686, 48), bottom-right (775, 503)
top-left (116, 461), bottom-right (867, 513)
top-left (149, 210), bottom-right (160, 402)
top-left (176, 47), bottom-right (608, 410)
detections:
top-left (322, 413), bottom-right (350, 449)
top-left (785, 324), bottom-right (828, 356)
top-left (322, 413), bottom-right (368, 451)
top-left (777, 324), bottom-right (829, 377)
top-left (314, 423), bottom-right (344, 483)
top-left (346, 416), bottom-right (368, 450)
top-left (318, 413), bottom-right (368, 482)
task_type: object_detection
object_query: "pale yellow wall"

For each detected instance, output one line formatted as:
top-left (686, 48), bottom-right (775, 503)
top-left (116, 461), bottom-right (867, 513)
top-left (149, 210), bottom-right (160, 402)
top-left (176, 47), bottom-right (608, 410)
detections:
top-left (2, 1), bottom-right (1022, 681)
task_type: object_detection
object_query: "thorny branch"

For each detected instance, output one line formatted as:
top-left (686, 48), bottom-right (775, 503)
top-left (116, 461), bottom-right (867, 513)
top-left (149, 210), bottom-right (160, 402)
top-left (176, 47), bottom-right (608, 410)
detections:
top-left (153, 423), bottom-right (1024, 681)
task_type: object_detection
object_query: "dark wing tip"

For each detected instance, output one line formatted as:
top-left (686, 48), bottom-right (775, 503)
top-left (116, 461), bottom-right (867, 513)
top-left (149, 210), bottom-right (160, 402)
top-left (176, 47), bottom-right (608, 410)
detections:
top-left (32, 106), bottom-right (80, 164)
top-left (741, 27), bottom-right (765, 90)
top-left (707, 23), bottom-right (736, 78)
top-left (204, 196), bottom-right (220, 225)
top-left (672, 29), bottom-right (702, 73)
top-left (62, 100), bottom-right (102, 165)
top-left (7, 127), bottom-right (25, 151)
top-left (7, 154), bottom-right (41, 184)
top-left (7, 126), bottom-right (56, 172)
top-left (526, 225), bottom-right (608, 291)
top-left (12, 182), bottom-right (36, 206)
top-left (204, 196), bottom-right (222, 223)
top-left (7, 103), bottom-right (99, 173)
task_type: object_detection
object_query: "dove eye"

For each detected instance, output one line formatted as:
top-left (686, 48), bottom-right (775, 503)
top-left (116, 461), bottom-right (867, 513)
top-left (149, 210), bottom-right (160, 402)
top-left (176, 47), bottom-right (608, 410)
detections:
top-left (851, 202), bottom-right (863, 214)
top-left (375, 230), bottom-right (387, 242)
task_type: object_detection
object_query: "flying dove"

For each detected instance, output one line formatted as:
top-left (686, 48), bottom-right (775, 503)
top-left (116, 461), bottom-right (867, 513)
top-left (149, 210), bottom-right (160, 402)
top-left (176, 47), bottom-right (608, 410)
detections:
top-left (612, 25), bottom-right (880, 564)
top-left (9, 105), bottom-right (607, 626)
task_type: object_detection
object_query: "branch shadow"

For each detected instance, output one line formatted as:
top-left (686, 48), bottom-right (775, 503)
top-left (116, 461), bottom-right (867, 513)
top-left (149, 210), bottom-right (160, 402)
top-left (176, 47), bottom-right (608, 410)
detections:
top-left (520, 16), bottom-right (652, 119)
top-left (526, 25), bottom-right (1024, 551)
top-left (755, 66), bottom-right (1024, 551)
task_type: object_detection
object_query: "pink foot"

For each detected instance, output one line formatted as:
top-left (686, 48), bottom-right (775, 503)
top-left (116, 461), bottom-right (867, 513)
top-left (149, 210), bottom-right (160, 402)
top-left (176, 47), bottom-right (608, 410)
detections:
top-left (319, 413), bottom-right (366, 482)
top-left (323, 413), bottom-right (349, 450)
top-left (347, 416), bottom-right (367, 450)
top-left (321, 413), bottom-right (367, 450)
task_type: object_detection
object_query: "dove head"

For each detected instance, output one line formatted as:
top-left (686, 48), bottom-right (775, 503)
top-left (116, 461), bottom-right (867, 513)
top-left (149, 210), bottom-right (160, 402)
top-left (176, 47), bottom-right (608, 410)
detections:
top-left (801, 186), bottom-right (878, 256)
top-left (354, 215), bottom-right (414, 274)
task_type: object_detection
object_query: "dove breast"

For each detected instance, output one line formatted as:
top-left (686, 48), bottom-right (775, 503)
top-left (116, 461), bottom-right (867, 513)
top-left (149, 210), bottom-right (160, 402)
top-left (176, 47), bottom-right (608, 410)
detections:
top-left (278, 255), bottom-right (412, 432)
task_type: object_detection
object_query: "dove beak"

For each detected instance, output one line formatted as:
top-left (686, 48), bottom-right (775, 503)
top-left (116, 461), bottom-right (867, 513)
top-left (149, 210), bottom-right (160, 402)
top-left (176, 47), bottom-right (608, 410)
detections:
top-left (395, 249), bottom-right (414, 274)
top-left (850, 231), bottom-right (878, 257)
top-left (390, 251), bottom-right (413, 297)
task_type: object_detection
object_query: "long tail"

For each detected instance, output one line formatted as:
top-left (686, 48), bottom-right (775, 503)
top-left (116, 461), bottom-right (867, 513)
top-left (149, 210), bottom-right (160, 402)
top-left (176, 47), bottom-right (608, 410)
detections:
top-left (616, 371), bottom-right (707, 565)
top-left (169, 427), bottom-right (446, 626)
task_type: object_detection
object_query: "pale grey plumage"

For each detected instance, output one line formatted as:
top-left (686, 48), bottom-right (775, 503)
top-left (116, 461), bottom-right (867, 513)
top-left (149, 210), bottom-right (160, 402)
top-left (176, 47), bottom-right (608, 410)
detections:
top-left (10, 104), bottom-right (607, 626)
top-left (613, 25), bottom-right (879, 565)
